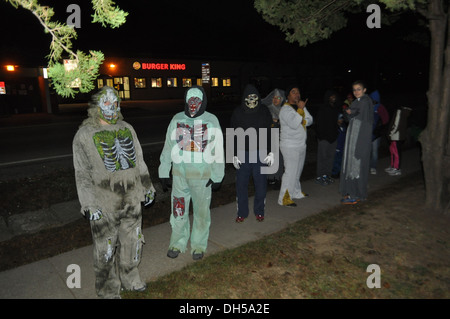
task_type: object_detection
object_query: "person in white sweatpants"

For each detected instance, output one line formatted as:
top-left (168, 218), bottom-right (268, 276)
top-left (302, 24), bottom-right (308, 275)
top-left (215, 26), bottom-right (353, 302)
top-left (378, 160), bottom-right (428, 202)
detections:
top-left (278, 85), bottom-right (313, 207)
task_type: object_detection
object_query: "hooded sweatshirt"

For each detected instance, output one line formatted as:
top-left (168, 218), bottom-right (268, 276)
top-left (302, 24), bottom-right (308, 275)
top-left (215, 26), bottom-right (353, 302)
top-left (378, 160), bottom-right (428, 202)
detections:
top-left (369, 90), bottom-right (390, 140)
top-left (230, 84), bottom-right (273, 156)
top-left (315, 89), bottom-right (340, 143)
top-left (158, 86), bottom-right (224, 183)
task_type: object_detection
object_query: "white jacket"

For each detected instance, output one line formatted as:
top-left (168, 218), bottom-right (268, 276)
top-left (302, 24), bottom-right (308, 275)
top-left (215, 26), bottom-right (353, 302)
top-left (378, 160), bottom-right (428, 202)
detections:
top-left (279, 103), bottom-right (313, 148)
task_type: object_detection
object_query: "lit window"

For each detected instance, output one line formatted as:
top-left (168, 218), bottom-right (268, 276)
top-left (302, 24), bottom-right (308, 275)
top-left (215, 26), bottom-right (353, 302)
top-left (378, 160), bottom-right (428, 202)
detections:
top-left (106, 79), bottom-right (113, 87)
top-left (134, 77), bottom-right (146, 89)
top-left (222, 78), bottom-right (231, 87)
top-left (97, 79), bottom-right (104, 89)
top-left (167, 77), bottom-right (178, 88)
top-left (151, 78), bottom-right (162, 88)
top-left (211, 78), bottom-right (219, 87)
top-left (196, 78), bottom-right (202, 86)
top-left (182, 78), bottom-right (192, 87)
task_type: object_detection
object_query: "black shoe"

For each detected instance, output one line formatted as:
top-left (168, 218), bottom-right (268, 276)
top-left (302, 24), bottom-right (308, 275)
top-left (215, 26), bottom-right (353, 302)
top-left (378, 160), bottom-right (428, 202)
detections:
top-left (192, 251), bottom-right (204, 260)
top-left (167, 248), bottom-right (180, 258)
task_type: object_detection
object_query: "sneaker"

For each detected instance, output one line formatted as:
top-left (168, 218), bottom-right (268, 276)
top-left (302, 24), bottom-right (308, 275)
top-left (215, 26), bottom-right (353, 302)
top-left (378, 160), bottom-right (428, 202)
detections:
top-left (341, 195), bottom-right (358, 205)
top-left (132, 283), bottom-right (147, 292)
top-left (384, 167), bottom-right (395, 173)
top-left (388, 168), bottom-right (402, 176)
top-left (315, 176), bottom-right (329, 186)
top-left (235, 216), bottom-right (245, 223)
top-left (167, 248), bottom-right (180, 258)
top-left (370, 168), bottom-right (377, 175)
top-left (192, 251), bottom-right (204, 260)
top-left (324, 175), bottom-right (335, 184)
top-left (256, 214), bottom-right (264, 222)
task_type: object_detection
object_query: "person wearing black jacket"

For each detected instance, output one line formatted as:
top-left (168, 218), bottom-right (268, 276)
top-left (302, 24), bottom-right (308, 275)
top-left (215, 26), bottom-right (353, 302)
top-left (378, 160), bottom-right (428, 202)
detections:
top-left (230, 84), bottom-right (274, 223)
top-left (315, 90), bottom-right (341, 186)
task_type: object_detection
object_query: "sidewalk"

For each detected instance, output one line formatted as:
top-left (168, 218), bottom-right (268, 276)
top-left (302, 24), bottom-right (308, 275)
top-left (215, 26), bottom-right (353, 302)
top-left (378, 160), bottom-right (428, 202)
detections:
top-left (0, 147), bottom-right (422, 299)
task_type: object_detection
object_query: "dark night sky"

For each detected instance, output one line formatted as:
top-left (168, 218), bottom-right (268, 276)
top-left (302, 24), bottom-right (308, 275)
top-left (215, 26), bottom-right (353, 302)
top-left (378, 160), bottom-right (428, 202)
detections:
top-left (0, 0), bottom-right (430, 90)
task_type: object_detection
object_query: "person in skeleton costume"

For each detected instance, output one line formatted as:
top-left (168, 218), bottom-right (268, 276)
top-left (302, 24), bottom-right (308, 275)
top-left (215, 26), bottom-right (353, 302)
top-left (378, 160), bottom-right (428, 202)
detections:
top-left (73, 86), bottom-right (155, 298)
top-left (339, 80), bottom-right (374, 204)
top-left (231, 84), bottom-right (274, 223)
top-left (261, 88), bottom-right (285, 187)
top-left (278, 85), bottom-right (313, 207)
top-left (159, 86), bottom-right (224, 260)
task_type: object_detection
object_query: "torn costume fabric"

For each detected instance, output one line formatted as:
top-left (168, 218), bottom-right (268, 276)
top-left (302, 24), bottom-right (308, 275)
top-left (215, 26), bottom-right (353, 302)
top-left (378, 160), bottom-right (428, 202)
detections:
top-left (231, 84), bottom-right (274, 221)
top-left (73, 86), bottom-right (155, 298)
top-left (339, 94), bottom-right (374, 200)
top-left (278, 100), bottom-right (313, 206)
top-left (159, 86), bottom-right (224, 258)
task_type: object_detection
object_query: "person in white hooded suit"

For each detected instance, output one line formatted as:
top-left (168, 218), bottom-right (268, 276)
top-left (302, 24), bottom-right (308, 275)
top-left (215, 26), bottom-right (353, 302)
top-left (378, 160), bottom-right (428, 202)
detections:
top-left (278, 85), bottom-right (313, 207)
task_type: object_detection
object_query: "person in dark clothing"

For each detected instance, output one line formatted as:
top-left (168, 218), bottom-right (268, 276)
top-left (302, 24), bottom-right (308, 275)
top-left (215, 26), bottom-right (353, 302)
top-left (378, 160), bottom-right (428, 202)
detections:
top-left (230, 84), bottom-right (274, 223)
top-left (315, 90), bottom-right (341, 186)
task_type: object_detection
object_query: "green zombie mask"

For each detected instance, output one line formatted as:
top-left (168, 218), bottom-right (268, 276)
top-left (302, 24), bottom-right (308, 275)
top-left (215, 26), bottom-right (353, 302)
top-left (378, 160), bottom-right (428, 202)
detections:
top-left (96, 86), bottom-right (121, 124)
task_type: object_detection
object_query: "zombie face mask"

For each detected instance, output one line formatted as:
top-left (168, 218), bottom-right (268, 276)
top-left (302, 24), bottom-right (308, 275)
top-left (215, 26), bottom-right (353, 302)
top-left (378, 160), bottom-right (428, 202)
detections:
top-left (245, 93), bottom-right (259, 109)
top-left (97, 87), bottom-right (121, 124)
top-left (186, 88), bottom-right (203, 117)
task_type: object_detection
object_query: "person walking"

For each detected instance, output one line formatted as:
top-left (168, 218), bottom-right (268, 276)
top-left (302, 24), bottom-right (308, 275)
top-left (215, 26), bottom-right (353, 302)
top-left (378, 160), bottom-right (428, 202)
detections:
top-left (339, 80), bottom-right (374, 204)
top-left (278, 85), bottom-right (313, 207)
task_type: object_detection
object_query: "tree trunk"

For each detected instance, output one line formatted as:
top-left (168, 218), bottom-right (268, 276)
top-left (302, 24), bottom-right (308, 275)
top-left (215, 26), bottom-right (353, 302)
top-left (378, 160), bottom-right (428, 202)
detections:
top-left (419, 0), bottom-right (450, 213)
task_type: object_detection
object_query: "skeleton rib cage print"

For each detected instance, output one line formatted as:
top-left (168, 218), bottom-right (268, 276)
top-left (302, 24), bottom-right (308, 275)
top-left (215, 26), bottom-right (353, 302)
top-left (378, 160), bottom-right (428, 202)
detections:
top-left (176, 122), bottom-right (209, 153)
top-left (93, 128), bottom-right (137, 172)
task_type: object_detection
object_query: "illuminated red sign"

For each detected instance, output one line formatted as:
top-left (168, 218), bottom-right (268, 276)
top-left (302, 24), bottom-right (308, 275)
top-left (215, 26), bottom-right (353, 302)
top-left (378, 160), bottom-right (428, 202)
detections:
top-left (135, 62), bottom-right (186, 71)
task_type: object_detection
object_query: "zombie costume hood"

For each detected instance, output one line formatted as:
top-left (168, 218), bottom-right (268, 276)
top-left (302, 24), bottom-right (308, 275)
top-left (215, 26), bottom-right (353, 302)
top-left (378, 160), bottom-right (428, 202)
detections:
top-left (231, 84), bottom-right (273, 154)
top-left (81, 86), bottom-right (124, 128)
top-left (261, 88), bottom-right (285, 120)
top-left (184, 85), bottom-right (207, 118)
top-left (240, 84), bottom-right (262, 114)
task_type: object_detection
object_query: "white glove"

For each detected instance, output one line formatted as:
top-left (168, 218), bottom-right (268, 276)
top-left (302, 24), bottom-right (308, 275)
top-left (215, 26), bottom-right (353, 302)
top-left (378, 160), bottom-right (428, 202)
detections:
top-left (233, 156), bottom-right (242, 169)
top-left (264, 152), bottom-right (274, 166)
top-left (84, 208), bottom-right (103, 221)
top-left (144, 189), bottom-right (155, 206)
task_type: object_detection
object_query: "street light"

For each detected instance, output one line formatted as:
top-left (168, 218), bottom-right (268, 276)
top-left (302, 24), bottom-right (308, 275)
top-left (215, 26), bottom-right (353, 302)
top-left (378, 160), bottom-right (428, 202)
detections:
top-left (6, 65), bottom-right (15, 72)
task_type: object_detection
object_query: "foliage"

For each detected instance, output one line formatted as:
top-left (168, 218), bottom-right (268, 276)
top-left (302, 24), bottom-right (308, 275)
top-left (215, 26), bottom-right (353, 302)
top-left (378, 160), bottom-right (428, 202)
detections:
top-left (4, 0), bottom-right (128, 98)
top-left (254, 0), bottom-right (428, 47)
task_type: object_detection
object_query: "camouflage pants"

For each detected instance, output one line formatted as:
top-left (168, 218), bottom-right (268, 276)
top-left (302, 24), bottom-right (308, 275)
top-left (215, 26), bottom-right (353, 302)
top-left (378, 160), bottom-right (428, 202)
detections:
top-left (90, 203), bottom-right (145, 298)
